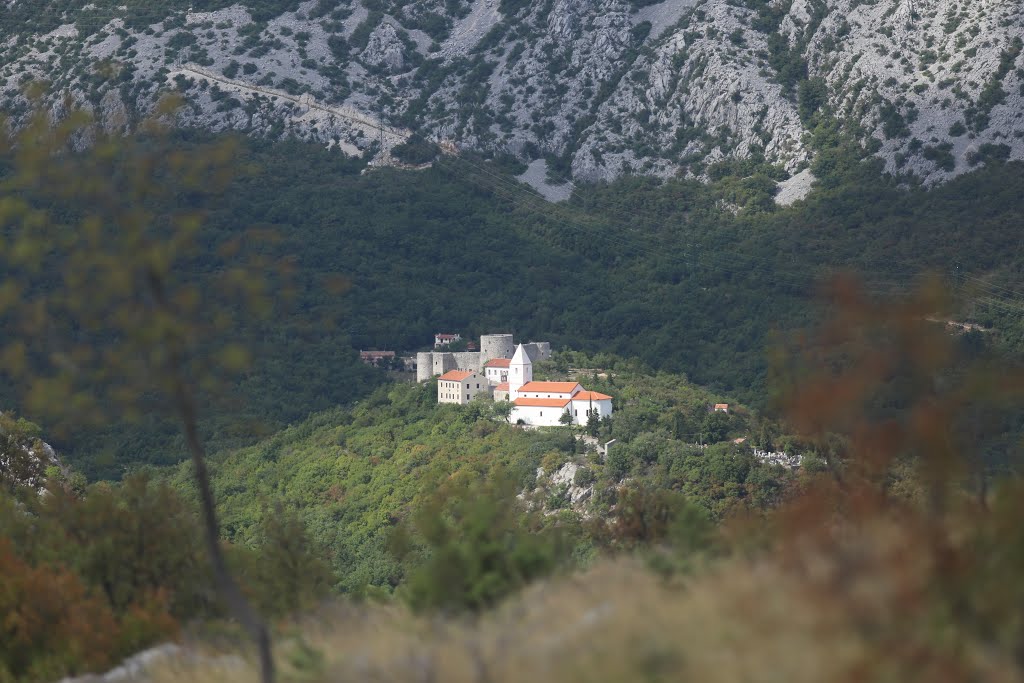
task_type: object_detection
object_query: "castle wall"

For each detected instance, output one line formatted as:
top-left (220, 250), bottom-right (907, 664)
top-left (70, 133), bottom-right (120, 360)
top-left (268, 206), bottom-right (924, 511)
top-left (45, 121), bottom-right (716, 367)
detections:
top-left (416, 337), bottom-right (550, 383)
top-left (432, 353), bottom-right (456, 378)
top-left (418, 351), bottom-right (483, 382)
top-left (452, 352), bottom-right (482, 372)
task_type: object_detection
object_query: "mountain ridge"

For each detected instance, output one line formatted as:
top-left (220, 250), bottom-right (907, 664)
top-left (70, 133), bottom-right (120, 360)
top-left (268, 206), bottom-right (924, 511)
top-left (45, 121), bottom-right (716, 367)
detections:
top-left (2, 0), bottom-right (1021, 186)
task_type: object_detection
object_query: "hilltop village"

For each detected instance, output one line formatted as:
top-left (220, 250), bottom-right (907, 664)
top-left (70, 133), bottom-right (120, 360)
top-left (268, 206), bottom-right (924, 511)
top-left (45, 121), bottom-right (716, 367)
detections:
top-left (419, 333), bottom-right (613, 427)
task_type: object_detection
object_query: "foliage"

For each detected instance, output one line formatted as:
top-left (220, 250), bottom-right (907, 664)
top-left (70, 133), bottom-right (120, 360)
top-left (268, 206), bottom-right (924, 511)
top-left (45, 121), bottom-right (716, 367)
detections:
top-left (0, 475), bottom-right (190, 681)
top-left (44, 474), bottom-right (210, 615)
top-left (776, 276), bottom-right (1024, 500)
top-left (0, 98), bottom-right (309, 681)
top-left (161, 278), bottom-right (1024, 683)
top-left (0, 414), bottom-right (46, 494)
top-left (391, 134), bottom-right (439, 164)
top-left (591, 484), bottom-right (714, 553)
top-left (0, 536), bottom-right (124, 683)
top-left (394, 472), bottom-right (568, 613)
top-left (0, 464), bottom-right (338, 679)
top-left (150, 353), bottom-right (789, 600)
top-left (161, 381), bottom-right (554, 593)
top-left (2, 116), bottom-right (1022, 479)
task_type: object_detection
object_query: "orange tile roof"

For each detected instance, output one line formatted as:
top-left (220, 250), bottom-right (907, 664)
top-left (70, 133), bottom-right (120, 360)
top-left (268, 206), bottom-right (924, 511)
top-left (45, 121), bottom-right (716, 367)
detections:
top-left (514, 397), bottom-right (571, 408)
top-left (517, 381), bottom-right (581, 394)
top-left (572, 391), bottom-right (613, 401)
top-left (495, 382), bottom-right (509, 391)
top-left (484, 358), bottom-right (511, 367)
top-left (438, 370), bottom-right (473, 381)
top-left (714, 403), bottom-right (729, 410)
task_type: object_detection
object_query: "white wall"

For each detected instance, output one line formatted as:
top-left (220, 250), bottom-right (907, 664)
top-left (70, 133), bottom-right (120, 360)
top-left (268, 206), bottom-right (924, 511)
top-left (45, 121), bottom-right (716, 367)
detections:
top-left (519, 389), bottom-right (577, 399)
top-left (510, 404), bottom-right (568, 427)
top-left (568, 398), bottom-right (612, 425)
top-left (484, 366), bottom-right (508, 384)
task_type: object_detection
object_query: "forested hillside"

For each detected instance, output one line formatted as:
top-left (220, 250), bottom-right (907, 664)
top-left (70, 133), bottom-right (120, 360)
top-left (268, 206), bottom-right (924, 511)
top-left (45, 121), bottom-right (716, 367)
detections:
top-left (157, 355), bottom-right (790, 592)
top-left (2, 76), bottom-right (1024, 681)
top-left (4, 280), bottom-right (1024, 683)
top-left (4, 121), bottom-right (1023, 478)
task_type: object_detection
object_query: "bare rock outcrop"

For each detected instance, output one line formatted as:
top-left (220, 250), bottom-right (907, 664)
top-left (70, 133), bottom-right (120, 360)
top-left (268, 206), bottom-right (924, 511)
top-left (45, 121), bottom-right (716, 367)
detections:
top-left (1, 0), bottom-right (1021, 186)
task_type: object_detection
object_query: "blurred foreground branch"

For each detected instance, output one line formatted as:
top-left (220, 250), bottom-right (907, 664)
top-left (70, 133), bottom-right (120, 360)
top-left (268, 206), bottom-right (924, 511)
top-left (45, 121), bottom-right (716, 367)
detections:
top-left (0, 96), bottom-right (276, 681)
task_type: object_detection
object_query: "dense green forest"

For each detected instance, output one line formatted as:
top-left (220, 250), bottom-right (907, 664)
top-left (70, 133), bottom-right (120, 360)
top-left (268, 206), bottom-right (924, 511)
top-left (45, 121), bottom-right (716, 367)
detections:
top-left (3, 120), bottom-right (1024, 479)
top-left (0, 352), bottom-right (797, 678)
top-left (3, 111), bottom-right (1024, 681)
top-left (4, 305), bottom-right (1022, 681)
top-left (155, 352), bottom-right (793, 592)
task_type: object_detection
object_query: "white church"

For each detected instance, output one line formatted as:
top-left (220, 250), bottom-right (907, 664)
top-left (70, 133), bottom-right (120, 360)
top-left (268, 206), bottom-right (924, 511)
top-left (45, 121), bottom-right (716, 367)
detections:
top-left (438, 343), bottom-right (613, 427)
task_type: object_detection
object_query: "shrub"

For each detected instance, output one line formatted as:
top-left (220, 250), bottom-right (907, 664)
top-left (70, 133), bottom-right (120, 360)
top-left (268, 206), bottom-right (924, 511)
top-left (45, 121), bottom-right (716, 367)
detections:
top-left (573, 466), bottom-right (596, 487)
top-left (923, 143), bottom-right (955, 172)
top-left (328, 34), bottom-right (349, 61)
top-left (394, 474), bottom-right (568, 613)
top-left (591, 484), bottom-right (713, 551)
top-left (391, 134), bottom-right (439, 164)
top-left (967, 143), bottom-right (1011, 166)
top-left (166, 31), bottom-right (197, 50)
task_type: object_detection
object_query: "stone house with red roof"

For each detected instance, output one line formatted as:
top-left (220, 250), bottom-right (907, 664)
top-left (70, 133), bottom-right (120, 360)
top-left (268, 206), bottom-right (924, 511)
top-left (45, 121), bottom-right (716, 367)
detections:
top-left (437, 370), bottom-right (486, 405)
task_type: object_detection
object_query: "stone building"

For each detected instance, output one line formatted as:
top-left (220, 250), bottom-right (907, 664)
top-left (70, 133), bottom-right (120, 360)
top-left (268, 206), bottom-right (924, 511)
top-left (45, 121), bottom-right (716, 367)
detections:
top-left (416, 333), bottom-right (551, 383)
top-left (437, 370), bottom-right (486, 405)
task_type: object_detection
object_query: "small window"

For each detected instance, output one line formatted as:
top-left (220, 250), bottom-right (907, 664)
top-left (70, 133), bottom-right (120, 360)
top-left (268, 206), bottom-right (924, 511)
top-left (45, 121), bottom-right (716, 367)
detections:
top-left (574, 410), bottom-right (578, 416)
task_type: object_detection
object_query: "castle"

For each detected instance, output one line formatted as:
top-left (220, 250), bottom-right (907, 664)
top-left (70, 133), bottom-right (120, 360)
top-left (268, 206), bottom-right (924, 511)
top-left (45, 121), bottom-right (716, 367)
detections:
top-left (416, 333), bottom-right (551, 383)
top-left (428, 334), bottom-right (612, 427)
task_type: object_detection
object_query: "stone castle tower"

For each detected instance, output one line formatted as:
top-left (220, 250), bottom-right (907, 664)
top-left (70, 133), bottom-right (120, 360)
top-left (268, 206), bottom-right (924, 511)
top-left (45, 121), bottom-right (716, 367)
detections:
top-left (479, 333), bottom-right (515, 365)
top-left (416, 334), bottom-right (550, 383)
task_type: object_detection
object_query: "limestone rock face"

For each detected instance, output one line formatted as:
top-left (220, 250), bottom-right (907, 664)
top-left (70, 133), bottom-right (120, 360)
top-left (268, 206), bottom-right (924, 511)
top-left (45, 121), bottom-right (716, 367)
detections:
top-left (574, 0), bottom-right (810, 181)
top-left (804, 0), bottom-right (1024, 181)
top-left (362, 23), bottom-right (407, 73)
top-left (1, 0), bottom-right (1021, 185)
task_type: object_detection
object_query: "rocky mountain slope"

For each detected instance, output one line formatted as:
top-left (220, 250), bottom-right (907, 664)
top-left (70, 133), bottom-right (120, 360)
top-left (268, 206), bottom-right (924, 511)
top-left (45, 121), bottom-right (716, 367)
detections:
top-left (1, 0), bottom-right (1021, 186)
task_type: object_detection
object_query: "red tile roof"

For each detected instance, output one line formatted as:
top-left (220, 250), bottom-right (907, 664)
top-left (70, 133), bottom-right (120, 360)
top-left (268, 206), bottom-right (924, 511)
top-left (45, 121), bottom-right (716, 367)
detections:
top-left (484, 358), bottom-right (511, 368)
top-left (572, 391), bottom-right (613, 401)
top-left (514, 397), bottom-right (571, 408)
top-left (495, 382), bottom-right (509, 391)
top-left (517, 381), bottom-right (581, 394)
top-left (439, 370), bottom-right (473, 381)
